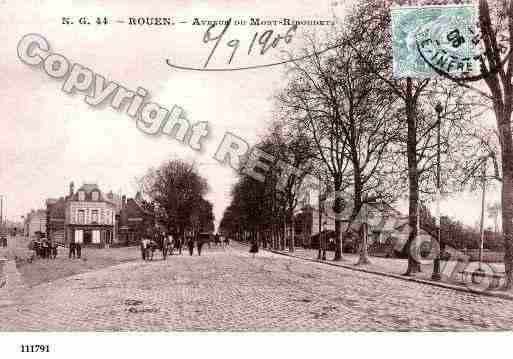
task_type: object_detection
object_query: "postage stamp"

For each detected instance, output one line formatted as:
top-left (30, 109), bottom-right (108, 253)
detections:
top-left (391, 4), bottom-right (477, 78)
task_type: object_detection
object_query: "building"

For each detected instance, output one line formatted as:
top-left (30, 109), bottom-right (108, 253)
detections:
top-left (45, 182), bottom-right (119, 246)
top-left (117, 192), bottom-right (155, 246)
top-left (44, 182), bottom-right (156, 247)
top-left (66, 182), bottom-right (117, 246)
top-left (46, 197), bottom-right (66, 243)
top-left (24, 209), bottom-right (46, 238)
top-left (293, 200), bottom-right (437, 256)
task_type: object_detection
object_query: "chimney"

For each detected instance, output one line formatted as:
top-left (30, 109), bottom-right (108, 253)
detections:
top-left (122, 195), bottom-right (127, 208)
top-left (69, 181), bottom-right (75, 196)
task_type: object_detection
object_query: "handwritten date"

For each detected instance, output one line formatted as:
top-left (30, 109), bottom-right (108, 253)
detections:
top-left (202, 20), bottom-right (298, 68)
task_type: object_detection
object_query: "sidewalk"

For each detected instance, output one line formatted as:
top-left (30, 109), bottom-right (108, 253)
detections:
top-left (0, 236), bottom-right (29, 306)
top-left (268, 247), bottom-right (513, 301)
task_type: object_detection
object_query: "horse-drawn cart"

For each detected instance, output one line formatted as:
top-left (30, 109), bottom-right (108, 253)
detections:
top-left (140, 233), bottom-right (183, 261)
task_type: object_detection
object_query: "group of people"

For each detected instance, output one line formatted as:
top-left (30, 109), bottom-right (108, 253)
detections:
top-left (68, 241), bottom-right (82, 259)
top-left (185, 235), bottom-right (204, 256)
top-left (185, 233), bottom-right (230, 256)
top-left (30, 238), bottom-right (59, 259)
top-left (139, 232), bottom-right (231, 260)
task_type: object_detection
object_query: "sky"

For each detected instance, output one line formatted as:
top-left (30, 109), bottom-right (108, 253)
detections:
top-left (0, 0), bottom-right (502, 230)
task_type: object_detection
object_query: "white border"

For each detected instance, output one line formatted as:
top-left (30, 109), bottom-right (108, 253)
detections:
top-left (2, 332), bottom-right (513, 359)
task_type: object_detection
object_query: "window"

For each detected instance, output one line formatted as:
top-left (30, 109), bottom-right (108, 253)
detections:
top-left (92, 191), bottom-right (99, 201)
top-left (78, 191), bottom-right (85, 201)
top-left (91, 210), bottom-right (99, 223)
top-left (78, 210), bottom-right (85, 224)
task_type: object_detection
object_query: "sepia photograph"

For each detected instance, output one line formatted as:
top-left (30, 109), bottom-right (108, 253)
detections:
top-left (1, 0), bottom-right (513, 357)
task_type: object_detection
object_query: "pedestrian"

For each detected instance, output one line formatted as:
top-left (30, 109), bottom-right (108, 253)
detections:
top-left (170, 233), bottom-right (175, 252)
top-left (76, 242), bottom-right (82, 259)
top-left (69, 241), bottom-right (76, 259)
top-left (187, 236), bottom-right (195, 256)
top-left (176, 235), bottom-right (183, 255)
top-left (50, 240), bottom-right (58, 259)
top-left (42, 239), bottom-right (49, 259)
top-left (197, 235), bottom-right (204, 256)
top-left (249, 240), bottom-right (259, 258)
top-left (140, 237), bottom-right (149, 260)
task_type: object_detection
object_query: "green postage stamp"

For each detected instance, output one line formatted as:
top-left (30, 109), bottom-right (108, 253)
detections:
top-left (391, 4), bottom-right (477, 78)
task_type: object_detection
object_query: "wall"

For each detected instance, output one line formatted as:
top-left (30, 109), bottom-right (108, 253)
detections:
top-left (27, 213), bottom-right (46, 238)
top-left (66, 201), bottom-right (115, 226)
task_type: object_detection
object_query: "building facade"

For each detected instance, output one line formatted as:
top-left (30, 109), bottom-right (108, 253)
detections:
top-left (65, 183), bottom-right (117, 246)
top-left (45, 182), bottom-right (119, 246)
top-left (24, 209), bottom-right (47, 238)
top-left (293, 201), bottom-right (437, 255)
top-left (44, 182), bottom-right (155, 247)
top-left (117, 193), bottom-right (155, 246)
top-left (46, 197), bottom-right (66, 243)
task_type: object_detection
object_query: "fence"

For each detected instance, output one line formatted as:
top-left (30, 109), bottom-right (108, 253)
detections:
top-left (463, 249), bottom-right (504, 263)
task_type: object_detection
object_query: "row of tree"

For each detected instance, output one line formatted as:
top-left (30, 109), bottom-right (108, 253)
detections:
top-left (220, 0), bottom-right (513, 289)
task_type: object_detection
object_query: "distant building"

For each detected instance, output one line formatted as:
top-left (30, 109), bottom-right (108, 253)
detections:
top-left (46, 182), bottom-right (119, 246)
top-left (293, 201), bottom-right (437, 255)
top-left (44, 182), bottom-right (156, 247)
top-left (46, 197), bottom-right (66, 243)
top-left (66, 182), bottom-right (117, 246)
top-left (117, 192), bottom-right (155, 245)
top-left (24, 209), bottom-right (46, 238)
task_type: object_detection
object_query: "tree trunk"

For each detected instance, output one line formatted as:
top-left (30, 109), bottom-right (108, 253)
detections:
top-left (351, 157), bottom-right (366, 263)
top-left (357, 201), bottom-right (371, 265)
top-left (499, 113), bottom-right (513, 289)
top-left (274, 223), bottom-right (279, 249)
top-left (271, 223), bottom-right (276, 249)
top-left (318, 195), bottom-right (323, 260)
top-left (280, 217), bottom-right (286, 250)
top-left (333, 175), bottom-right (344, 261)
top-left (289, 211), bottom-right (295, 252)
top-left (404, 78), bottom-right (421, 275)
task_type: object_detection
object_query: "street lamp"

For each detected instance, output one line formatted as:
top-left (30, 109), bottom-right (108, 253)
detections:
top-left (478, 157), bottom-right (488, 272)
top-left (432, 102), bottom-right (443, 281)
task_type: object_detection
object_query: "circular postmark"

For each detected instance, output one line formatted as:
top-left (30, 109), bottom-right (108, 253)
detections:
top-left (416, 8), bottom-right (511, 82)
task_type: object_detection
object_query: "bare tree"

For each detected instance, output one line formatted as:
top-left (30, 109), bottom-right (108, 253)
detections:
top-left (277, 37), bottom-right (352, 261)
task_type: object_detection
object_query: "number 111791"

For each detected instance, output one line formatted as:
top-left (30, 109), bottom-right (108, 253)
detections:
top-left (20, 345), bottom-right (50, 353)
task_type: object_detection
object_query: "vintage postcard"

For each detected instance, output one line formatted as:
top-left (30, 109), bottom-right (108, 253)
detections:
top-left (1, 0), bottom-right (513, 357)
